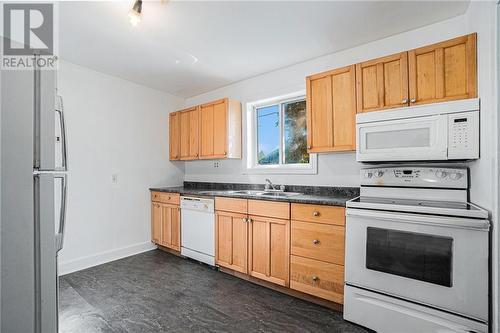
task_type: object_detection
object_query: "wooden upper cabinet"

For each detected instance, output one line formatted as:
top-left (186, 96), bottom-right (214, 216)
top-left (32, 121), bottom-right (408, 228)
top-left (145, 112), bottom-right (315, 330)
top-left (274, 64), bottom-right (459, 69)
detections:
top-left (356, 52), bottom-right (409, 113)
top-left (200, 98), bottom-right (241, 159)
top-left (179, 107), bottom-right (199, 160)
top-left (408, 33), bottom-right (477, 105)
top-left (169, 112), bottom-right (180, 160)
top-left (306, 65), bottom-right (356, 153)
top-left (172, 98), bottom-right (241, 161)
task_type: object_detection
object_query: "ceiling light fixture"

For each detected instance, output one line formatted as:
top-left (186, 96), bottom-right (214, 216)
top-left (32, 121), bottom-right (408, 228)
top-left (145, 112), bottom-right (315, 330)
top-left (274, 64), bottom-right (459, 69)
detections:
top-left (128, 0), bottom-right (142, 27)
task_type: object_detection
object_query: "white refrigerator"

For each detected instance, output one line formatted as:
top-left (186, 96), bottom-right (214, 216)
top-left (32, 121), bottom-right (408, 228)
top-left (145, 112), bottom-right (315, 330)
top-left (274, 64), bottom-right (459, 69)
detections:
top-left (1, 55), bottom-right (68, 333)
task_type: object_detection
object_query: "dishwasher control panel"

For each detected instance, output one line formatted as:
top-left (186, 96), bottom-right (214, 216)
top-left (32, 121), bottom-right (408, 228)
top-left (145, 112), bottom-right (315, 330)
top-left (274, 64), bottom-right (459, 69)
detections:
top-left (180, 196), bottom-right (214, 212)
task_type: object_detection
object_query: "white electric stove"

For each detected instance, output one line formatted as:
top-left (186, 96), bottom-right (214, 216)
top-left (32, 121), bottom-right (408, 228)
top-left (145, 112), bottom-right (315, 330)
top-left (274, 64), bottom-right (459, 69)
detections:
top-left (344, 166), bottom-right (489, 333)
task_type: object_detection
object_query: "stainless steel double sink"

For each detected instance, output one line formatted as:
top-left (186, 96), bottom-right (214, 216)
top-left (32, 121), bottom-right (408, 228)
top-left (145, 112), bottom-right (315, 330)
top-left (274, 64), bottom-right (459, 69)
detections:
top-left (196, 189), bottom-right (301, 198)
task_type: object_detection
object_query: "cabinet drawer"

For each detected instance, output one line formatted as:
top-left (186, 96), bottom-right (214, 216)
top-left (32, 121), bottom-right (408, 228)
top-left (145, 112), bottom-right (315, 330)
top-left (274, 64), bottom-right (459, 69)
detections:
top-left (151, 192), bottom-right (180, 205)
top-left (248, 200), bottom-right (290, 220)
top-left (290, 255), bottom-right (344, 304)
top-left (215, 197), bottom-right (247, 214)
top-left (291, 221), bottom-right (344, 265)
top-left (291, 204), bottom-right (344, 226)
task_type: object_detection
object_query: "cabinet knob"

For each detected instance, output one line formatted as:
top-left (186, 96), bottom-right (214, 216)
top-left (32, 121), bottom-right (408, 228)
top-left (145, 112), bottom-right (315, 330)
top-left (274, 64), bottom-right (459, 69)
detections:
top-left (313, 211), bottom-right (320, 217)
top-left (402, 98), bottom-right (408, 103)
top-left (312, 239), bottom-right (320, 245)
top-left (307, 146), bottom-right (311, 149)
top-left (312, 276), bottom-right (319, 282)
top-left (410, 98), bottom-right (417, 103)
top-left (242, 218), bottom-right (248, 223)
top-left (248, 218), bottom-right (252, 223)
top-left (167, 197), bottom-right (171, 200)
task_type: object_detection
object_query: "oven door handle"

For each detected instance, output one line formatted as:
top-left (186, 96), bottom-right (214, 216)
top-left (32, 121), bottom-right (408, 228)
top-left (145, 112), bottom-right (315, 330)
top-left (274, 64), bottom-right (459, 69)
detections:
top-left (346, 208), bottom-right (489, 231)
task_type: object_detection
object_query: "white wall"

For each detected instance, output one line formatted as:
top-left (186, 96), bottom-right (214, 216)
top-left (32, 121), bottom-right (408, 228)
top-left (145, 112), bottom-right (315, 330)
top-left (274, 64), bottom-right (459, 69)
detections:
top-left (57, 61), bottom-right (185, 275)
top-left (183, 15), bottom-right (469, 187)
top-left (464, 1), bottom-right (499, 331)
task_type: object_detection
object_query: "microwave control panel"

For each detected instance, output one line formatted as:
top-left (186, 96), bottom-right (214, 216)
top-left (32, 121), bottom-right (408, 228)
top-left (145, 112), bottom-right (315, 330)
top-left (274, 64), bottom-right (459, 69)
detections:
top-left (448, 111), bottom-right (479, 159)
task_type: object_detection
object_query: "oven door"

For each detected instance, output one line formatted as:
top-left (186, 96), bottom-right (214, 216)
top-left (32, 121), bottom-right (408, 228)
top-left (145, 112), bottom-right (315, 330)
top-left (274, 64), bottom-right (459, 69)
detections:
top-left (345, 208), bottom-right (489, 322)
top-left (356, 114), bottom-right (448, 162)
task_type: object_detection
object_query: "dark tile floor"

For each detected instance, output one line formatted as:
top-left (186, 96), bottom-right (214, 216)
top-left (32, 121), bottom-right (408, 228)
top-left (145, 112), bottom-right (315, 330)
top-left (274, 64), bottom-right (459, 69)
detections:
top-left (59, 250), bottom-right (369, 333)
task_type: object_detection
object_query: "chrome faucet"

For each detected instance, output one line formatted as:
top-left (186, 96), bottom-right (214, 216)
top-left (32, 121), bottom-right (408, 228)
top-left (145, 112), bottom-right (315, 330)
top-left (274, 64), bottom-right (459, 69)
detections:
top-left (265, 179), bottom-right (285, 192)
top-left (265, 178), bottom-right (276, 191)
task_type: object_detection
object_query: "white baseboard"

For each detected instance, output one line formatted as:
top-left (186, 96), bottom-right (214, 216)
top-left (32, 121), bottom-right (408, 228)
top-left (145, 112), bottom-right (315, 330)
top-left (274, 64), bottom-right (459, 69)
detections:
top-left (58, 241), bottom-right (157, 276)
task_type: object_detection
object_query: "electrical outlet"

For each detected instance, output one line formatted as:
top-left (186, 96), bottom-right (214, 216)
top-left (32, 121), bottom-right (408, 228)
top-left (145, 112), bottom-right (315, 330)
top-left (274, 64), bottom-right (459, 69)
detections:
top-left (112, 174), bottom-right (118, 183)
top-left (213, 161), bottom-right (220, 168)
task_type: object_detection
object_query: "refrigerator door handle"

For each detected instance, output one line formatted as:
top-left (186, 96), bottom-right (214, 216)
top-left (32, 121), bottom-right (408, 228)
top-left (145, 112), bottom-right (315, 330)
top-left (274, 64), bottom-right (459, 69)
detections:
top-left (55, 174), bottom-right (67, 252)
top-left (55, 95), bottom-right (68, 171)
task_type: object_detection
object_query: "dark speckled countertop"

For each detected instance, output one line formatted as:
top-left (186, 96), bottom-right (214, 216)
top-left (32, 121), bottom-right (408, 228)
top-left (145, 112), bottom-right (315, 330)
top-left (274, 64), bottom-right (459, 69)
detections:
top-left (150, 182), bottom-right (359, 207)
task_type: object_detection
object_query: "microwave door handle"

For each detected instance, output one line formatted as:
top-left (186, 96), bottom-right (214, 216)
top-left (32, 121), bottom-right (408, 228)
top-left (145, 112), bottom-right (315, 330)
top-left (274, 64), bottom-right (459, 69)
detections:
top-left (55, 95), bottom-right (68, 171)
top-left (55, 174), bottom-right (67, 252)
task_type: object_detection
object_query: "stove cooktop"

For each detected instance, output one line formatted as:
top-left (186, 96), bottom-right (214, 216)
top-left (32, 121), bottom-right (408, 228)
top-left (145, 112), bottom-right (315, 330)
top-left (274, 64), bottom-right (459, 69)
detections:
top-left (347, 196), bottom-right (489, 219)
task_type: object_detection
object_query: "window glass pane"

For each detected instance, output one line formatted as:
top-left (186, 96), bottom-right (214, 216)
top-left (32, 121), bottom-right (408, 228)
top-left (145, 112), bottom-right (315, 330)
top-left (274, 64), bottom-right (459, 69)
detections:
top-left (284, 100), bottom-right (309, 164)
top-left (256, 105), bottom-right (280, 165)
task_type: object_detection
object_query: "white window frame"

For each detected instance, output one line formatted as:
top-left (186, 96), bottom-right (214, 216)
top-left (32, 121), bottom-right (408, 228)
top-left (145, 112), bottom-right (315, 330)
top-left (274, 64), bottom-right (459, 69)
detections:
top-left (244, 91), bottom-right (317, 175)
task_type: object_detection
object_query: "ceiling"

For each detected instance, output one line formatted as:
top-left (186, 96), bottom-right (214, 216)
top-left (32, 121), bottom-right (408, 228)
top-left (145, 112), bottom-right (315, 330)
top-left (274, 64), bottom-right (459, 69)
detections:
top-left (59, 1), bottom-right (470, 98)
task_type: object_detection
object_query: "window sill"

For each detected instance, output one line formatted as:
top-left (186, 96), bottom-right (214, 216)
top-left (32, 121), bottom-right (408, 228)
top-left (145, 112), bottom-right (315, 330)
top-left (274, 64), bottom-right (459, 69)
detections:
top-left (243, 155), bottom-right (318, 175)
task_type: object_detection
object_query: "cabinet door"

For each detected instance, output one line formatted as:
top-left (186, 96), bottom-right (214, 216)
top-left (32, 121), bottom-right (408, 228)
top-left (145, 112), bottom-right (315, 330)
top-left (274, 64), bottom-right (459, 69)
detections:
top-left (306, 65), bottom-right (356, 153)
top-left (169, 112), bottom-right (180, 160)
top-left (180, 107), bottom-right (200, 160)
top-left (188, 108), bottom-right (199, 159)
top-left (160, 204), bottom-right (180, 251)
top-left (356, 52), bottom-right (409, 113)
top-left (306, 73), bottom-right (333, 152)
top-left (331, 65), bottom-right (357, 150)
top-left (200, 104), bottom-right (214, 158)
top-left (212, 100), bottom-right (227, 157)
top-left (161, 204), bottom-right (172, 247)
top-left (215, 211), bottom-right (248, 274)
top-left (248, 216), bottom-right (290, 287)
top-left (180, 111), bottom-right (190, 159)
top-left (408, 33), bottom-right (477, 105)
top-left (170, 206), bottom-right (180, 250)
top-left (151, 202), bottom-right (162, 244)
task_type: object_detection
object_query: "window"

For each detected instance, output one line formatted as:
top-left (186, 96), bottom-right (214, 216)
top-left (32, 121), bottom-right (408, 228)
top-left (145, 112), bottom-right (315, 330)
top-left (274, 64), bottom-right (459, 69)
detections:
top-left (246, 93), bottom-right (317, 174)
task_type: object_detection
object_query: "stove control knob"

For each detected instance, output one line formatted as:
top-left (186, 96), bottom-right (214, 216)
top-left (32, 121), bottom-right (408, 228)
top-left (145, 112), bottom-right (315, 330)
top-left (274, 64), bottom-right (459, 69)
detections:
top-left (435, 170), bottom-right (448, 179)
top-left (365, 172), bottom-right (373, 178)
top-left (449, 172), bottom-right (463, 180)
top-left (374, 171), bottom-right (384, 178)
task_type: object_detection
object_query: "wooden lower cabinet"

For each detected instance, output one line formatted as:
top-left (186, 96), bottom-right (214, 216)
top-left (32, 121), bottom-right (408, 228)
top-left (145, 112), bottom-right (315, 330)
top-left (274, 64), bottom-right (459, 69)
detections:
top-left (290, 255), bottom-right (345, 304)
top-left (215, 210), bottom-right (248, 274)
top-left (160, 204), bottom-right (181, 251)
top-left (151, 192), bottom-right (181, 251)
top-left (291, 220), bottom-right (345, 265)
top-left (248, 215), bottom-right (290, 287)
top-left (214, 198), bottom-right (346, 305)
top-left (151, 202), bottom-right (162, 244)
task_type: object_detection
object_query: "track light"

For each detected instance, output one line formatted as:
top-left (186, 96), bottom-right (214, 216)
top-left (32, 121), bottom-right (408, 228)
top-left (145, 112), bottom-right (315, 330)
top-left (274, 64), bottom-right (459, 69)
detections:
top-left (129, 0), bottom-right (142, 27)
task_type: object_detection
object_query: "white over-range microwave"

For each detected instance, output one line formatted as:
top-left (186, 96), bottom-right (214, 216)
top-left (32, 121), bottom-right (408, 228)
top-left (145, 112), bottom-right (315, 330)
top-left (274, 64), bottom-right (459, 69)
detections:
top-left (356, 98), bottom-right (479, 162)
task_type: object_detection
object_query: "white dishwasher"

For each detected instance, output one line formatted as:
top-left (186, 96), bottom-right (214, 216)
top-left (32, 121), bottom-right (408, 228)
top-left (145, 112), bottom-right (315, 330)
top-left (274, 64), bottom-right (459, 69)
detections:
top-left (180, 196), bottom-right (215, 266)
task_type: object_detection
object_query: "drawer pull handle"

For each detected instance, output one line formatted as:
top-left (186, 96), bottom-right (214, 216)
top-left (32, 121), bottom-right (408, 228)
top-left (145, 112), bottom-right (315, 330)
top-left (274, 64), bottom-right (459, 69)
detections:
top-left (313, 211), bottom-right (320, 217)
top-left (312, 239), bottom-right (320, 245)
top-left (312, 276), bottom-right (319, 282)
